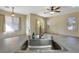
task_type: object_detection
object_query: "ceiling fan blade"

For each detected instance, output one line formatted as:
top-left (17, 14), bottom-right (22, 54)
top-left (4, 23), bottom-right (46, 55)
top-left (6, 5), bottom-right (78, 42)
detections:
top-left (54, 11), bottom-right (61, 12)
top-left (55, 7), bottom-right (61, 10)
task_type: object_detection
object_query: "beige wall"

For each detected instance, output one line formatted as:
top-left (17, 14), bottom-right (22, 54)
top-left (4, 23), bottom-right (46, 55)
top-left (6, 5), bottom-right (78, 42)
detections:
top-left (30, 14), bottom-right (46, 35)
top-left (0, 9), bottom-right (26, 36)
top-left (0, 14), bottom-right (5, 32)
top-left (47, 11), bottom-right (79, 37)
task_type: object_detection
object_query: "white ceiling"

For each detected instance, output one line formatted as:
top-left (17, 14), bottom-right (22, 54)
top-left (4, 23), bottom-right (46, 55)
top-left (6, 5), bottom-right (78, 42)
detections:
top-left (0, 6), bottom-right (79, 17)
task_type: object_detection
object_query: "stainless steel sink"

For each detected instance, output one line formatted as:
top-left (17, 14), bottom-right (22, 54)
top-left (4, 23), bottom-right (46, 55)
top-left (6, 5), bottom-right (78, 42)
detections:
top-left (29, 39), bottom-right (51, 46)
top-left (28, 39), bottom-right (67, 51)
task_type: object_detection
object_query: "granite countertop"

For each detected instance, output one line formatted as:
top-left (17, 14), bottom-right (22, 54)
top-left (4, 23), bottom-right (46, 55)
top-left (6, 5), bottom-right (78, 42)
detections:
top-left (16, 34), bottom-right (79, 53)
top-left (52, 34), bottom-right (79, 53)
top-left (0, 35), bottom-right (27, 53)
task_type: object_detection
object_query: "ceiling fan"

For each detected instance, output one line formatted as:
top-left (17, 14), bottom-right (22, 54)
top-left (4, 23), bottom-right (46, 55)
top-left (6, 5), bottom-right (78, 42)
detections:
top-left (44, 6), bottom-right (61, 15)
top-left (4, 6), bottom-right (15, 16)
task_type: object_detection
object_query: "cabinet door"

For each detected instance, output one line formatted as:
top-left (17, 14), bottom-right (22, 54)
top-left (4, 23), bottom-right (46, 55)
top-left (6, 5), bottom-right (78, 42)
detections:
top-left (0, 15), bottom-right (5, 32)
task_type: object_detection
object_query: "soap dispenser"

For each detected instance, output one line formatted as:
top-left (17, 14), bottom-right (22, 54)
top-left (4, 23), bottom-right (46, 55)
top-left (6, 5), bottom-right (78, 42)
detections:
top-left (32, 32), bottom-right (35, 39)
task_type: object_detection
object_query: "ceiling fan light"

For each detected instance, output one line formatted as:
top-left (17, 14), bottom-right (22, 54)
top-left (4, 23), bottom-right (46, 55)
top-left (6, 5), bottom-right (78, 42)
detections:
top-left (50, 11), bottom-right (55, 14)
top-left (11, 13), bottom-right (15, 16)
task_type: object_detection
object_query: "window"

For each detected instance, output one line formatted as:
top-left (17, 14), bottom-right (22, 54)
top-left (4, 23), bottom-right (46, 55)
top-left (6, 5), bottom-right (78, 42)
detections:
top-left (5, 16), bottom-right (20, 33)
top-left (67, 17), bottom-right (77, 31)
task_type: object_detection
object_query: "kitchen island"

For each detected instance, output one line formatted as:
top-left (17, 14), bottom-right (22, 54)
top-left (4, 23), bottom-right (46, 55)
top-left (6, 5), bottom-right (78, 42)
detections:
top-left (0, 34), bottom-right (79, 53)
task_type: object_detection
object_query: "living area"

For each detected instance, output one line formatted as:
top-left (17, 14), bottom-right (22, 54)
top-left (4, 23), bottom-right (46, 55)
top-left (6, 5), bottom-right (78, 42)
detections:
top-left (0, 6), bottom-right (79, 53)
